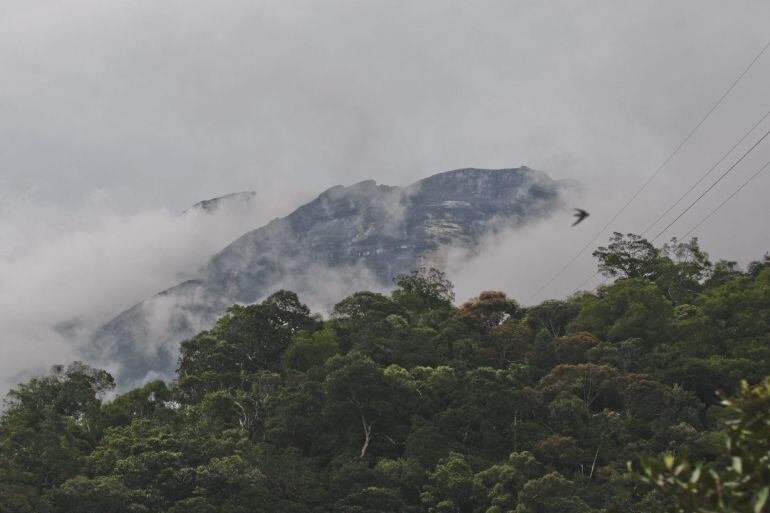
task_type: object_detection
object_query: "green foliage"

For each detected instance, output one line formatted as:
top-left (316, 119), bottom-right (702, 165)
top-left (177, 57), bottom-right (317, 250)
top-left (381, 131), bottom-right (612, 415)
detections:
top-left (514, 472), bottom-right (596, 513)
top-left (421, 452), bottom-right (482, 513)
top-left (475, 451), bottom-right (545, 512)
top-left (392, 268), bottom-right (456, 314)
top-left (283, 325), bottom-right (341, 373)
top-left (594, 233), bottom-right (712, 305)
top-left (594, 232), bottom-right (662, 280)
top-left (0, 362), bottom-right (114, 491)
top-left (177, 290), bottom-right (318, 400)
top-left (50, 476), bottom-right (147, 513)
top-left (569, 278), bottom-right (674, 342)
top-left (455, 291), bottom-right (519, 331)
top-left (527, 299), bottom-right (581, 338)
top-left (635, 379), bottom-right (770, 513)
top-left (1, 237), bottom-right (769, 512)
top-left (335, 486), bottom-right (415, 513)
top-left (102, 380), bottom-right (172, 427)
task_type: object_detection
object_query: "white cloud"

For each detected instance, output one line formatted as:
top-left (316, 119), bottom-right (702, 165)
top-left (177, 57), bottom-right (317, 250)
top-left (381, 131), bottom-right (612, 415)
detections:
top-left (1, 0), bottom-right (770, 392)
top-left (0, 193), bottom-right (292, 392)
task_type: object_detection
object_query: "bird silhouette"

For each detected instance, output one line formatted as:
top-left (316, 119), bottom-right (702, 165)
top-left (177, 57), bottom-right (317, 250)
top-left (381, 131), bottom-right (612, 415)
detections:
top-left (572, 208), bottom-right (589, 226)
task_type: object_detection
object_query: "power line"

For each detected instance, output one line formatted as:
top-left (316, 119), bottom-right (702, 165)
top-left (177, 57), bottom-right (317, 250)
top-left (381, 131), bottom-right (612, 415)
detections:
top-left (568, 144), bottom-right (770, 295)
top-left (650, 130), bottom-right (770, 242)
top-left (567, 162), bottom-right (770, 296)
top-left (570, 270), bottom-right (601, 295)
top-left (641, 108), bottom-right (770, 236)
top-left (680, 160), bottom-right (770, 239)
top-left (524, 41), bottom-right (770, 304)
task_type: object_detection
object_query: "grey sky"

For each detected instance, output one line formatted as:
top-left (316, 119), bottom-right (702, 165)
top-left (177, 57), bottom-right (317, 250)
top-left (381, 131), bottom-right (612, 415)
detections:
top-left (1, 1), bottom-right (770, 388)
top-left (1, 1), bottom-right (768, 211)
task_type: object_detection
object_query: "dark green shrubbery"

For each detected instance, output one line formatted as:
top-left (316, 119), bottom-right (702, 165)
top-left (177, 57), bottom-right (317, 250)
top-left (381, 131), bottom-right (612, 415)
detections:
top-left (2, 236), bottom-right (769, 512)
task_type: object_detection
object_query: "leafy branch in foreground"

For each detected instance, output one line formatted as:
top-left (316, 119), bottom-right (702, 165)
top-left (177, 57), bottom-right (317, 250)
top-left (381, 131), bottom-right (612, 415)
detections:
top-left (634, 378), bottom-right (770, 513)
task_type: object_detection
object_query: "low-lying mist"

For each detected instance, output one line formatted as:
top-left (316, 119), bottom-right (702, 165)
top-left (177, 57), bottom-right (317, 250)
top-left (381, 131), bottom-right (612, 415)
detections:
top-left (0, 192), bottom-right (295, 394)
top-left (2, 162), bottom-right (769, 396)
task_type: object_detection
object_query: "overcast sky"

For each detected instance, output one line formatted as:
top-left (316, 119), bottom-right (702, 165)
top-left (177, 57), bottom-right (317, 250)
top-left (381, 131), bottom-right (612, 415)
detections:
top-left (1, 1), bottom-right (768, 214)
top-left (1, 1), bottom-right (770, 387)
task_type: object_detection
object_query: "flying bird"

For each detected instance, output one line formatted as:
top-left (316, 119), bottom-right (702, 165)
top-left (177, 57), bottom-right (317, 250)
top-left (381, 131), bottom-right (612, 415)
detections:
top-left (572, 208), bottom-right (589, 226)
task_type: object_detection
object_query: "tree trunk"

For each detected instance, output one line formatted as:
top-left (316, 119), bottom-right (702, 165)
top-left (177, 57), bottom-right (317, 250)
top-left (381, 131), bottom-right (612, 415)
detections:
top-left (360, 414), bottom-right (374, 459)
top-left (589, 443), bottom-right (600, 480)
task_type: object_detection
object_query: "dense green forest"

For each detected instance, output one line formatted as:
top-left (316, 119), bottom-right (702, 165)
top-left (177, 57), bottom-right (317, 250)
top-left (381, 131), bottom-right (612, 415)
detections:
top-left (2, 233), bottom-right (769, 513)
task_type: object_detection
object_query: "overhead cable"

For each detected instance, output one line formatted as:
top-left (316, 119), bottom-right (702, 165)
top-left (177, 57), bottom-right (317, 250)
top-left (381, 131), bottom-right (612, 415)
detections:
top-left (524, 42), bottom-right (770, 304)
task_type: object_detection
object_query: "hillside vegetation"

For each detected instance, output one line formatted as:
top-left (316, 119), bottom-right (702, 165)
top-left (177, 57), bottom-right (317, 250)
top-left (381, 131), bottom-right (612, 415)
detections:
top-left (2, 233), bottom-right (769, 513)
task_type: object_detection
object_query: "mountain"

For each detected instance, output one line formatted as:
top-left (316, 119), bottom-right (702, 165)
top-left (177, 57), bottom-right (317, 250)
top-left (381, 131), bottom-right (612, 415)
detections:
top-left (184, 191), bottom-right (258, 215)
top-left (90, 167), bottom-right (571, 386)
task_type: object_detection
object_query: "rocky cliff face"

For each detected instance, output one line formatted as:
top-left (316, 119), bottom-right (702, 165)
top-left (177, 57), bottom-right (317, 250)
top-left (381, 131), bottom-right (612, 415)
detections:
top-left (91, 167), bottom-right (570, 386)
top-left (185, 191), bottom-right (258, 215)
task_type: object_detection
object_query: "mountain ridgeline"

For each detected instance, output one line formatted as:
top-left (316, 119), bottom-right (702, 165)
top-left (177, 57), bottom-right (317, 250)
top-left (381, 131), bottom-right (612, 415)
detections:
top-left (92, 167), bottom-right (570, 386)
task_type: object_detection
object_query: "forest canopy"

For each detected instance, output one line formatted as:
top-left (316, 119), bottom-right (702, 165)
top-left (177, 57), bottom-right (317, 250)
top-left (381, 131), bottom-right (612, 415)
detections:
top-left (2, 233), bottom-right (769, 513)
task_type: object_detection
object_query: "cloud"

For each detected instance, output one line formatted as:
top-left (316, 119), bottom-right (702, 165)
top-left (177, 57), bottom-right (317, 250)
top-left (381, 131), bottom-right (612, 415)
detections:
top-left (2, 1), bottom-right (769, 211)
top-left (1, 0), bottom-right (770, 392)
top-left (446, 185), bottom-right (601, 305)
top-left (447, 154), bottom-right (770, 308)
top-left (0, 192), bottom-right (298, 393)
top-left (268, 262), bottom-right (389, 317)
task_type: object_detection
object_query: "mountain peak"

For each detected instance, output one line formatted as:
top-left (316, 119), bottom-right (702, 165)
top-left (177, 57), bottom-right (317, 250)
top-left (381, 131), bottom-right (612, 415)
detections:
top-left (93, 166), bottom-right (572, 386)
top-left (186, 191), bottom-right (258, 214)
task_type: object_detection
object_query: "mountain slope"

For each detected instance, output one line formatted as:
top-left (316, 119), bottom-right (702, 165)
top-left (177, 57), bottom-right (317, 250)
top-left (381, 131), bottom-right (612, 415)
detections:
top-left (91, 167), bottom-right (571, 385)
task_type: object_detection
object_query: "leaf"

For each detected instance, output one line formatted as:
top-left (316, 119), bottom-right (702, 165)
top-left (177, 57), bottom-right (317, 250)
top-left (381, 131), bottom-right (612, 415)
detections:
top-left (690, 464), bottom-right (701, 484)
top-left (754, 487), bottom-right (768, 513)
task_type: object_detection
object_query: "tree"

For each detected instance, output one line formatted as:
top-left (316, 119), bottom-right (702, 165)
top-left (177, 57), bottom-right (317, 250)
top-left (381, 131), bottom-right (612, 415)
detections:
top-left (0, 466), bottom-right (50, 513)
top-left (4, 362), bottom-right (114, 433)
top-left (586, 337), bottom-right (646, 373)
top-left (656, 238), bottom-right (712, 305)
top-left (537, 332), bottom-right (600, 369)
top-left (102, 380), bottom-right (171, 427)
top-left (527, 299), bottom-right (581, 338)
top-left (593, 233), bottom-right (661, 280)
top-left (705, 259), bottom-right (741, 288)
top-left (211, 290), bottom-right (317, 371)
top-left (334, 487), bottom-right (414, 513)
top-left (2, 244), bottom-right (770, 513)
top-left (514, 472), bottom-right (596, 513)
top-left (420, 452), bottom-right (482, 513)
top-left (50, 476), bottom-right (147, 513)
top-left (635, 379), bottom-right (770, 513)
top-left (185, 455), bottom-right (272, 512)
top-left (487, 318), bottom-right (534, 368)
top-left (177, 291), bottom-right (318, 398)
top-left (569, 279), bottom-right (674, 343)
top-left (540, 364), bottom-right (623, 411)
top-left (373, 458), bottom-right (426, 505)
top-left (747, 254), bottom-right (770, 277)
top-left (455, 291), bottom-right (519, 331)
top-left (333, 292), bottom-right (404, 322)
top-left (324, 352), bottom-right (402, 459)
top-left (331, 292), bottom-right (409, 361)
top-left (0, 363), bottom-right (114, 489)
top-left (283, 325), bottom-right (341, 373)
top-left (392, 267), bottom-right (455, 313)
top-left (454, 291), bottom-right (521, 367)
top-left (475, 451), bottom-right (545, 512)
